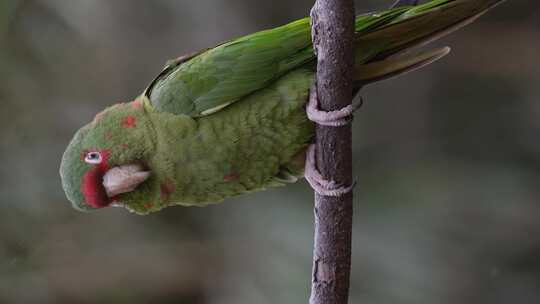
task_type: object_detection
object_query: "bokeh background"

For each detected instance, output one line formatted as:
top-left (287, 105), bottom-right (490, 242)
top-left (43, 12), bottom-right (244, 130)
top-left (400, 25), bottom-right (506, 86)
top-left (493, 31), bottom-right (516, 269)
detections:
top-left (1, 0), bottom-right (539, 303)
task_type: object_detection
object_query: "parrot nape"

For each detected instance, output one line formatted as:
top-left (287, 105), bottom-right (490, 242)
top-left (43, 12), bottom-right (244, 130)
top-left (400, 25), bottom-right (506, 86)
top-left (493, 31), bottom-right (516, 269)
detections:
top-left (60, 0), bottom-right (505, 214)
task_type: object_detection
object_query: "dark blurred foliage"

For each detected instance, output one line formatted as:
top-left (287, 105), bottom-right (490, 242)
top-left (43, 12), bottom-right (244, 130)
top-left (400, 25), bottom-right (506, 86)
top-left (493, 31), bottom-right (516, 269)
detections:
top-left (1, 0), bottom-right (539, 303)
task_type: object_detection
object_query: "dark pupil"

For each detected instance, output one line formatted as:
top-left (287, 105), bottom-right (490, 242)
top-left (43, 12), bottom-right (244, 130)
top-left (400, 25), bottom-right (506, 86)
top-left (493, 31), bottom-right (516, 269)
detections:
top-left (89, 153), bottom-right (99, 159)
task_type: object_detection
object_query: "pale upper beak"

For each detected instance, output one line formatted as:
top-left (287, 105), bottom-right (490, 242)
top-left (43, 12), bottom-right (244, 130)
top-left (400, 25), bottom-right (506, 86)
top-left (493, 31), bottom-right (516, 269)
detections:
top-left (102, 164), bottom-right (150, 198)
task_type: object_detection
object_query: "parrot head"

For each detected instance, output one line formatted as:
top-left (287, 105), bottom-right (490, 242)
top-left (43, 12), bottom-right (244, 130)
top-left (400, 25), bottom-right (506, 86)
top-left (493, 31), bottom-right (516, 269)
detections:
top-left (60, 98), bottom-right (156, 213)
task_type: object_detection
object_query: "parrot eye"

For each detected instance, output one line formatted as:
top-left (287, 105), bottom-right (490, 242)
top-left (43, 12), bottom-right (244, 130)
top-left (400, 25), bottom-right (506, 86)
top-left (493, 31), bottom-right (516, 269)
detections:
top-left (84, 152), bottom-right (102, 164)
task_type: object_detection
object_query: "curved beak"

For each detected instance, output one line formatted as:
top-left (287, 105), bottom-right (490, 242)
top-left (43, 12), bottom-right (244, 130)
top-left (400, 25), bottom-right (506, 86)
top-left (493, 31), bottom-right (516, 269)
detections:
top-left (102, 164), bottom-right (150, 198)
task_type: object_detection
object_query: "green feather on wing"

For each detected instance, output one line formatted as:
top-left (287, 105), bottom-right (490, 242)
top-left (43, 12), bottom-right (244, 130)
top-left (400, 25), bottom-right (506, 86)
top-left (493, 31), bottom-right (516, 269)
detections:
top-left (145, 0), bottom-right (505, 117)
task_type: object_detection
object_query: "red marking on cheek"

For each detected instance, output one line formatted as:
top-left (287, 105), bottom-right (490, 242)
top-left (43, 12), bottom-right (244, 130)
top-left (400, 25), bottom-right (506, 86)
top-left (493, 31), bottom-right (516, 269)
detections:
top-left (82, 168), bottom-right (108, 208)
top-left (81, 150), bottom-right (111, 208)
top-left (224, 172), bottom-right (240, 182)
top-left (160, 180), bottom-right (175, 200)
top-left (144, 202), bottom-right (154, 209)
top-left (122, 116), bottom-right (136, 128)
top-left (120, 144), bottom-right (129, 149)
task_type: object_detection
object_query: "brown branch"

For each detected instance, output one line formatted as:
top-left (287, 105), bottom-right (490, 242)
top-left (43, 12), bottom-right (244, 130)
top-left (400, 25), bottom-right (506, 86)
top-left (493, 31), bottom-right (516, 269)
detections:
top-left (309, 1), bottom-right (355, 304)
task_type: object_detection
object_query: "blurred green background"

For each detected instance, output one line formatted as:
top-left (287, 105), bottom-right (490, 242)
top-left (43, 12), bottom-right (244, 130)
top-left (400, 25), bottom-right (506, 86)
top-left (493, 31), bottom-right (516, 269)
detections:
top-left (1, 0), bottom-right (539, 303)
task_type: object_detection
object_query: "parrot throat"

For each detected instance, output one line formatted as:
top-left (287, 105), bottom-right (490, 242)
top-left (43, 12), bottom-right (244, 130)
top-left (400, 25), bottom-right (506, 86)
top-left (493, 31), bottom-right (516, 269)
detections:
top-left (81, 150), bottom-right (111, 208)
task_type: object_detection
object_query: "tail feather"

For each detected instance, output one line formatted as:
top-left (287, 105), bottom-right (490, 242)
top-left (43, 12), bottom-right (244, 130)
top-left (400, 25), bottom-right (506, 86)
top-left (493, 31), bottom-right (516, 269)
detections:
top-left (353, 0), bottom-right (506, 63)
top-left (349, 0), bottom-right (505, 85)
top-left (355, 46), bottom-right (451, 85)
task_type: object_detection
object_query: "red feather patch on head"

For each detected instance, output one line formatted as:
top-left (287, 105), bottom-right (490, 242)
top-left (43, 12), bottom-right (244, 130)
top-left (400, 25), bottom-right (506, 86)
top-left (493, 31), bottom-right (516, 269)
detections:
top-left (224, 171), bottom-right (240, 182)
top-left (81, 149), bottom-right (111, 208)
top-left (122, 116), bottom-right (136, 128)
top-left (160, 180), bottom-right (175, 200)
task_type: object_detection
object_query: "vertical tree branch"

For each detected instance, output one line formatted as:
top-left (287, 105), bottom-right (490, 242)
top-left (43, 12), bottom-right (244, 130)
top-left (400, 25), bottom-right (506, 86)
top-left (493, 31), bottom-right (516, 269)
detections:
top-left (309, 1), bottom-right (355, 304)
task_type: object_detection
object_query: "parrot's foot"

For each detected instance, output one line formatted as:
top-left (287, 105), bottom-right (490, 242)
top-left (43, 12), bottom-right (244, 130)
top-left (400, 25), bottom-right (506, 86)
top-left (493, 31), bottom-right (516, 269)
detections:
top-left (304, 145), bottom-right (355, 197)
top-left (306, 85), bottom-right (363, 127)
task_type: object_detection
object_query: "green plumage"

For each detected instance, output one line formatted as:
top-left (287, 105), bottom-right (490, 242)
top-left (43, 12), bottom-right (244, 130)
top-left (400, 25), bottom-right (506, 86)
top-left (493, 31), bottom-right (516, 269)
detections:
top-left (60, 0), bottom-right (504, 214)
top-left (138, 69), bottom-right (314, 213)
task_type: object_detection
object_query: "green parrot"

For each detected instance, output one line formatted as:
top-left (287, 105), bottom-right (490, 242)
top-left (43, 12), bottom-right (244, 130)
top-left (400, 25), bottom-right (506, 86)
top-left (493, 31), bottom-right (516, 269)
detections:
top-left (60, 0), bottom-right (504, 214)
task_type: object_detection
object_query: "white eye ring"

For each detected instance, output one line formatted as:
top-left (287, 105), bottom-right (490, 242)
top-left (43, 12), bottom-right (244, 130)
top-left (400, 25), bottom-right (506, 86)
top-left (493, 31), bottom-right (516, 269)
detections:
top-left (84, 152), bottom-right (102, 164)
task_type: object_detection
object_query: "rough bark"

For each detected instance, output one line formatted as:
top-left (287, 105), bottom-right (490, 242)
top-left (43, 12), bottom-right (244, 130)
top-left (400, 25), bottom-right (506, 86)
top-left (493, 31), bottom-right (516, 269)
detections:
top-left (309, 1), bottom-right (355, 304)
